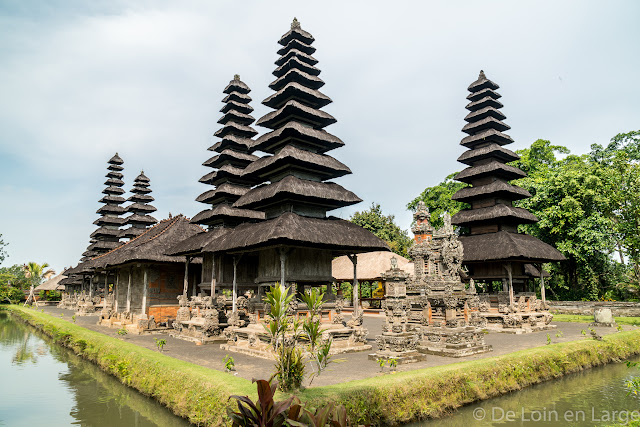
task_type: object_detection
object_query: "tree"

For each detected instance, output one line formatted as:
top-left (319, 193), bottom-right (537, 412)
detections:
top-left (0, 265), bottom-right (29, 289)
top-left (22, 262), bottom-right (55, 288)
top-left (406, 173), bottom-right (469, 229)
top-left (0, 234), bottom-right (7, 265)
top-left (349, 203), bottom-right (412, 257)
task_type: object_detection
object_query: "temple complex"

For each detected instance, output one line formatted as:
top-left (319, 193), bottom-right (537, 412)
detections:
top-left (450, 71), bottom-right (563, 331)
top-left (120, 172), bottom-right (158, 240)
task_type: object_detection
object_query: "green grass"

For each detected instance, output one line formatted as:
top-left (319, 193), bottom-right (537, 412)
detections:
top-left (5, 305), bottom-right (640, 426)
top-left (553, 313), bottom-right (640, 326)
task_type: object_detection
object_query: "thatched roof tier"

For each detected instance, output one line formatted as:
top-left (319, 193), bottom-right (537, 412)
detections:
top-left (452, 204), bottom-right (538, 226)
top-left (457, 143), bottom-right (519, 165)
top-left (119, 226), bottom-right (147, 240)
top-left (234, 175), bottom-right (361, 211)
top-left (467, 87), bottom-right (502, 102)
top-left (196, 183), bottom-right (250, 204)
top-left (257, 100), bottom-right (336, 130)
top-left (462, 116), bottom-right (510, 135)
top-left (104, 178), bottom-right (125, 187)
top-left (93, 216), bottom-right (125, 226)
top-left (108, 163), bottom-right (124, 171)
top-left (202, 212), bottom-right (388, 254)
top-left (217, 110), bottom-right (255, 126)
top-left (99, 195), bottom-right (126, 204)
top-left (455, 160), bottom-right (526, 183)
top-left (213, 121), bottom-right (258, 139)
top-left (464, 105), bottom-right (506, 123)
top-left (222, 91), bottom-right (251, 104)
top-left (278, 19), bottom-right (315, 46)
top-left (332, 251), bottom-right (409, 282)
top-left (460, 128), bottom-right (514, 149)
top-left (90, 227), bottom-right (121, 239)
top-left (59, 274), bottom-right (83, 287)
top-left (35, 274), bottom-right (67, 292)
top-left (251, 122), bottom-right (343, 154)
top-left (273, 56), bottom-right (321, 78)
top-left (269, 68), bottom-right (325, 92)
top-left (198, 164), bottom-right (258, 187)
top-left (191, 204), bottom-right (264, 226)
top-left (277, 38), bottom-right (316, 56)
top-left (128, 193), bottom-right (154, 203)
top-left (220, 100), bottom-right (254, 115)
top-left (242, 145), bottom-right (351, 182)
top-left (106, 171), bottom-right (123, 179)
top-left (223, 77), bottom-right (250, 95)
top-left (524, 263), bottom-right (551, 278)
top-left (459, 231), bottom-right (565, 262)
top-left (468, 70), bottom-right (500, 92)
top-left (124, 213), bottom-right (158, 225)
top-left (202, 150), bottom-right (257, 169)
top-left (263, 82), bottom-right (332, 110)
top-left (96, 205), bottom-right (126, 215)
top-left (274, 49), bottom-right (318, 67)
top-left (126, 202), bottom-right (157, 214)
top-left (109, 153), bottom-right (123, 164)
top-left (208, 135), bottom-right (253, 153)
top-left (87, 215), bottom-right (203, 268)
top-left (87, 240), bottom-right (121, 252)
top-left (102, 186), bottom-right (126, 195)
top-left (452, 181), bottom-right (531, 202)
top-left (465, 96), bottom-right (504, 112)
top-left (166, 228), bottom-right (230, 256)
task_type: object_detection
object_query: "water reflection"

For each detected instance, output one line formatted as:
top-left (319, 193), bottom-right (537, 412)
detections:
top-left (0, 311), bottom-right (190, 427)
top-left (416, 355), bottom-right (640, 427)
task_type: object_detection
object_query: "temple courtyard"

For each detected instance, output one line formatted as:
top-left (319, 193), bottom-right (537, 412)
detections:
top-left (40, 305), bottom-right (630, 388)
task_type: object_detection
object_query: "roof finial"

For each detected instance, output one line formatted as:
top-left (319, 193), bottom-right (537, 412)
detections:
top-left (234, 74), bottom-right (240, 81)
top-left (479, 70), bottom-right (486, 79)
top-left (291, 17), bottom-right (300, 29)
top-left (140, 169), bottom-right (144, 174)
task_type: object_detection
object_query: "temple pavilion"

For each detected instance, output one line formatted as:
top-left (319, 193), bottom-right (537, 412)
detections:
top-left (451, 71), bottom-right (565, 304)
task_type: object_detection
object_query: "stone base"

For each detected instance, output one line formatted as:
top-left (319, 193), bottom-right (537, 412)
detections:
top-left (368, 351), bottom-right (426, 364)
top-left (479, 311), bottom-right (556, 334)
top-left (589, 321), bottom-right (617, 328)
top-left (418, 326), bottom-right (492, 357)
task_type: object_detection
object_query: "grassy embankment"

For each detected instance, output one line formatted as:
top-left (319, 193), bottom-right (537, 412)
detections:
top-left (5, 304), bottom-right (640, 426)
top-left (552, 313), bottom-right (640, 326)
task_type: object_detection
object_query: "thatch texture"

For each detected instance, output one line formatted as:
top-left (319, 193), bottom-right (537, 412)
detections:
top-left (277, 38), bottom-right (316, 56)
top-left (459, 232), bottom-right (565, 262)
top-left (203, 212), bottom-right (389, 254)
top-left (251, 122), bottom-right (343, 154)
top-left (274, 49), bottom-right (318, 66)
top-left (263, 82), bottom-right (332, 109)
top-left (35, 274), bottom-right (66, 291)
top-left (452, 204), bottom-right (538, 225)
top-left (457, 143), bottom-right (519, 165)
top-left (452, 181), bottom-right (531, 202)
top-left (332, 251), bottom-right (411, 282)
top-left (455, 160), bottom-right (526, 182)
top-left (165, 227), bottom-right (230, 256)
top-left (256, 99), bottom-right (335, 129)
top-left (191, 204), bottom-right (264, 225)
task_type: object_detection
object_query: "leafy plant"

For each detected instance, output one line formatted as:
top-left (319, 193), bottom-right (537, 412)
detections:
top-left (546, 333), bottom-right (551, 345)
top-left (581, 329), bottom-right (587, 336)
top-left (555, 331), bottom-right (563, 338)
top-left (588, 327), bottom-right (603, 341)
top-left (72, 315), bottom-right (76, 323)
top-left (626, 361), bottom-right (640, 396)
top-left (117, 328), bottom-right (128, 337)
top-left (224, 354), bottom-right (235, 372)
top-left (154, 338), bottom-right (166, 352)
top-left (274, 345), bottom-right (305, 391)
top-left (388, 358), bottom-right (398, 372)
top-left (227, 378), bottom-right (294, 427)
top-left (377, 358), bottom-right (387, 372)
top-left (617, 324), bottom-right (624, 332)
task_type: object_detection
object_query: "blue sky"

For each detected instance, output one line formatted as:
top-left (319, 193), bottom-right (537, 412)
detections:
top-left (1, 0), bottom-right (639, 274)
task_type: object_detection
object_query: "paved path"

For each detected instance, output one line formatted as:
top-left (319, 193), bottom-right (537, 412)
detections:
top-left (39, 306), bottom-right (632, 388)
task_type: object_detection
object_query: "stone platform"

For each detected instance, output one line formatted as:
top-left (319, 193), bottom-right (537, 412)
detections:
top-left (418, 326), bottom-right (492, 357)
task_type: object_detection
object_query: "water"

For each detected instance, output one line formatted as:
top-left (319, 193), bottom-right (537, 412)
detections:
top-left (416, 355), bottom-right (640, 426)
top-left (0, 310), bottom-right (191, 427)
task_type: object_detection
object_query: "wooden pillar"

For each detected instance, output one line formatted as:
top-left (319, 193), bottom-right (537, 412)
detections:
top-left (89, 276), bottom-right (93, 298)
top-left (278, 248), bottom-right (287, 287)
top-left (183, 256), bottom-right (190, 296)
top-left (104, 273), bottom-right (108, 298)
top-left (126, 268), bottom-right (132, 312)
top-left (503, 263), bottom-right (514, 307)
top-left (141, 266), bottom-right (148, 316)
top-left (232, 256), bottom-right (238, 313)
top-left (210, 254), bottom-right (216, 297)
top-left (539, 263), bottom-right (546, 306)
top-left (348, 254), bottom-right (359, 314)
top-left (114, 270), bottom-right (119, 312)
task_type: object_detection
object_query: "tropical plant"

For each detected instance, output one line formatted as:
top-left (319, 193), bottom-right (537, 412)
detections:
top-left (224, 354), bottom-right (235, 372)
top-left (377, 358), bottom-right (387, 372)
top-left (0, 284), bottom-right (23, 304)
top-left (22, 262), bottom-right (55, 288)
top-left (154, 338), bottom-right (166, 352)
top-left (0, 233), bottom-right (7, 265)
top-left (117, 328), bottom-right (128, 337)
top-left (388, 357), bottom-right (398, 372)
top-left (350, 203), bottom-right (412, 257)
top-left (407, 172), bottom-right (469, 229)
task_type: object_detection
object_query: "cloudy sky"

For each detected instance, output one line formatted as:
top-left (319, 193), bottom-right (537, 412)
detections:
top-left (1, 0), bottom-right (638, 274)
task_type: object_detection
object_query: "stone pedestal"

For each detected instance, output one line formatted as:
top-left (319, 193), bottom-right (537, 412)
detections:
top-left (591, 308), bottom-right (617, 327)
top-left (369, 332), bottom-right (425, 364)
top-left (418, 326), bottom-right (492, 357)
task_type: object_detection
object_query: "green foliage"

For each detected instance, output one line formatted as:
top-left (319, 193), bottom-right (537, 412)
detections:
top-left (0, 233), bottom-right (7, 265)
top-left (407, 172), bottom-right (469, 229)
top-left (377, 358), bottom-right (386, 372)
top-left (224, 354), bottom-right (235, 372)
top-left (154, 338), bottom-right (166, 352)
top-left (626, 361), bottom-right (640, 396)
top-left (388, 358), bottom-right (398, 371)
top-left (72, 315), bottom-right (76, 323)
top-left (349, 203), bottom-right (412, 257)
top-left (275, 345), bottom-right (305, 392)
top-left (22, 262), bottom-right (55, 288)
top-left (546, 333), bottom-right (551, 345)
top-left (117, 328), bottom-right (128, 336)
top-left (38, 290), bottom-right (61, 301)
top-left (0, 284), bottom-right (23, 304)
top-left (0, 264), bottom-right (29, 290)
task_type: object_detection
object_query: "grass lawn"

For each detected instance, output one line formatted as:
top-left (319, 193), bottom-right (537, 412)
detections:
top-left (553, 313), bottom-right (640, 326)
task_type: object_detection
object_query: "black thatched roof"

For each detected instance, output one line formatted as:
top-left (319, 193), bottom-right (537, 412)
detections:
top-left (202, 212), bottom-right (389, 254)
top-left (277, 38), bottom-right (316, 56)
top-left (196, 183), bottom-right (250, 204)
top-left (467, 70), bottom-right (500, 92)
top-left (524, 263), bottom-right (551, 278)
top-left (234, 175), bottom-right (361, 210)
top-left (452, 180), bottom-right (531, 202)
top-left (202, 150), bottom-right (257, 169)
top-left (452, 204), bottom-right (538, 226)
top-left (457, 143), bottom-right (519, 165)
top-left (191, 204), bottom-right (265, 226)
top-left (460, 232), bottom-right (565, 263)
top-left (273, 56), bottom-right (321, 78)
top-left (278, 18), bottom-right (315, 46)
top-left (455, 161), bottom-right (526, 183)
top-left (165, 227), bottom-right (230, 256)
top-left (109, 153), bottom-right (124, 165)
top-left (274, 49), bottom-right (318, 67)
top-left (223, 75), bottom-right (250, 95)
top-left (218, 110), bottom-right (255, 126)
top-left (220, 100), bottom-right (254, 115)
top-left (242, 145), bottom-right (351, 181)
top-left (214, 121), bottom-right (258, 139)
top-left (460, 128), bottom-right (514, 149)
top-left (256, 100), bottom-right (336, 130)
top-left (251, 121), bottom-right (343, 154)
top-left (269, 69), bottom-right (325, 92)
top-left (88, 215), bottom-right (203, 268)
top-left (208, 135), bottom-right (253, 153)
top-left (263, 82), bottom-right (332, 110)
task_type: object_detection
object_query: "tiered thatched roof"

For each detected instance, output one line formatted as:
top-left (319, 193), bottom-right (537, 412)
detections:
top-left (83, 153), bottom-right (125, 259)
top-left (192, 75), bottom-right (265, 228)
top-left (452, 71), bottom-right (564, 263)
top-left (120, 171), bottom-right (158, 240)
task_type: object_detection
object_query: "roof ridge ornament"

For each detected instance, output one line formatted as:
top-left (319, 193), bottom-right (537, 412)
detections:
top-left (291, 17), bottom-right (300, 29)
top-left (479, 70), bottom-right (486, 80)
top-left (234, 74), bottom-right (240, 81)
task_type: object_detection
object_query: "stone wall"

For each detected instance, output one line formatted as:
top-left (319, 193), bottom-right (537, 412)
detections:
top-left (549, 301), bottom-right (640, 317)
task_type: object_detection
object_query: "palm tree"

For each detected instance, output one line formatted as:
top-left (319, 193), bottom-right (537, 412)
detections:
top-left (22, 262), bottom-right (55, 287)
